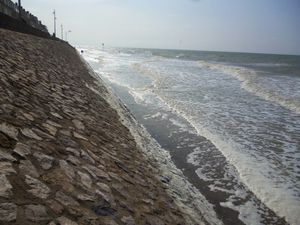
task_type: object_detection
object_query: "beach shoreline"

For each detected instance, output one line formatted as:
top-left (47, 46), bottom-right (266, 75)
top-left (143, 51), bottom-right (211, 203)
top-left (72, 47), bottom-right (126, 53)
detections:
top-left (79, 50), bottom-right (222, 225)
top-left (98, 81), bottom-right (288, 225)
top-left (79, 47), bottom-right (297, 225)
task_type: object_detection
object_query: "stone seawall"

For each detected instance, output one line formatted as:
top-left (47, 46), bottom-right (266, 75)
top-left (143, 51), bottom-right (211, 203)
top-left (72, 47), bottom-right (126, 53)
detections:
top-left (0, 28), bottom-right (193, 225)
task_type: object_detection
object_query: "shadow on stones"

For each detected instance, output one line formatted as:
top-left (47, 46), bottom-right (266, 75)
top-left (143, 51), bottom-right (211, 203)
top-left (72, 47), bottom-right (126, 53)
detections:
top-left (0, 131), bottom-right (16, 149)
top-left (92, 199), bottom-right (115, 216)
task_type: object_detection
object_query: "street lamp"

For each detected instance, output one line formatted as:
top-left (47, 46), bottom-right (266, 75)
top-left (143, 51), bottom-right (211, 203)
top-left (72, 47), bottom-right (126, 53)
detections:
top-left (65, 30), bottom-right (71, 42)
top-left (61, 24), bottom-right (64, 40)
top-left (53, 10), bottom-right (56, 37)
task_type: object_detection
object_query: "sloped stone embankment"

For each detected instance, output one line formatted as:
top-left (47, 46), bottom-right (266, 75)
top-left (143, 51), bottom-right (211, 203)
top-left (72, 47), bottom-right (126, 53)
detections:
top-left (0, 28), bottom-right (190, 225)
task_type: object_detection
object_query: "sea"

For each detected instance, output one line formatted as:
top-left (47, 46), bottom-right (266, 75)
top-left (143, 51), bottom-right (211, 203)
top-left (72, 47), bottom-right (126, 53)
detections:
top-left (80, 47), bottom-right (300, 225)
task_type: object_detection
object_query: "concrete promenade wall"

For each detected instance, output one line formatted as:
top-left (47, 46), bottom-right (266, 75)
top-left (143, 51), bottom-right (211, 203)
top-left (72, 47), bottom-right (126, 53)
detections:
top-left (0, 12), bottom-right (53, 39)
top-left (0, 0), bottom-right (47, 32)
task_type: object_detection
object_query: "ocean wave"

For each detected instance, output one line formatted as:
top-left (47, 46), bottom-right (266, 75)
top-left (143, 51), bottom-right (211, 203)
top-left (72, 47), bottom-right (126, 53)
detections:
top-left (82, 54), bottom-right (222, 225)
top-left (95, 75), bottom-right (223, 225)
top-left (197, 60), bottom-right (300, 114)
top-left (81, 48), bottom-right (300, 224)
top-left (159, 97), bottom-right (300, 225)
top-left (244, 62), bottom-right (290, 67)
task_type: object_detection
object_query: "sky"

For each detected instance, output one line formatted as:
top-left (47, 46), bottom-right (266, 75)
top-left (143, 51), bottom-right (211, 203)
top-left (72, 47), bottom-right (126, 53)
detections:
top-left (19, 0), bottom-right (300, 55)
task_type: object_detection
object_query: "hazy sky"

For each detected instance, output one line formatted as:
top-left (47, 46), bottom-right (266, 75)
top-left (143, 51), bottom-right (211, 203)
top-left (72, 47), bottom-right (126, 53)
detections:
top-left (20, 0), bottom-right (300, 55)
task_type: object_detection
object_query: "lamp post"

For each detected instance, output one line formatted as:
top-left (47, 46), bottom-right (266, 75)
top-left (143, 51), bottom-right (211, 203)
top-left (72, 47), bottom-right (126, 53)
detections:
top-left (65, 30), bottom-right (71, 42)
top-left (53, 10), bottom-right (56, 37)
top-left (61, 24), bottom-right (64, 40)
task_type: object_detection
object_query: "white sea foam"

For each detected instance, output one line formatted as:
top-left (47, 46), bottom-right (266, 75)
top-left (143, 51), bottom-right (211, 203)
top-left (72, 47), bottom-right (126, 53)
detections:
top-left (80, 48), bottom-right (300, 225)
top-left (194, 167), bottom-right (214, 182)
top-left (144, 112), bottom-right (169, 120)
top-left (163, 91), bottom-right (300, 224)
top-left (181, 111), bottom-right (300, 225)
top-left (126, 60), bottom-right (282, 225)
top-left (84, 55), bottom-right (99, 63)
top-left (143, 112), bottom-right (162, 120)
top-left (220, 201), bottom-right (264, 225)
top-left (187, 143), bottom-right (269, 225)
top-left (169, 118), bottom-right (191, 132)
top-left (80, 52), bottom-right (223, 225)
top-left (133, 59), bottom-right (300, 224)
top-left (78, 48), bottom-right (105, 63)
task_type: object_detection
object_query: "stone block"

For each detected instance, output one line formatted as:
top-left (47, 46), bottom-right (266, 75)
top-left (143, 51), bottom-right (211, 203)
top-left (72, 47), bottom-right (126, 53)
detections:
top-left (0, 174), bottom-right (12, 198)
top-left (0, 203), bottom-right (17, 222)
top-left (25, 175), bottom-right (50, 199)
top-left (24, 204), bottom-right (49, 222)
